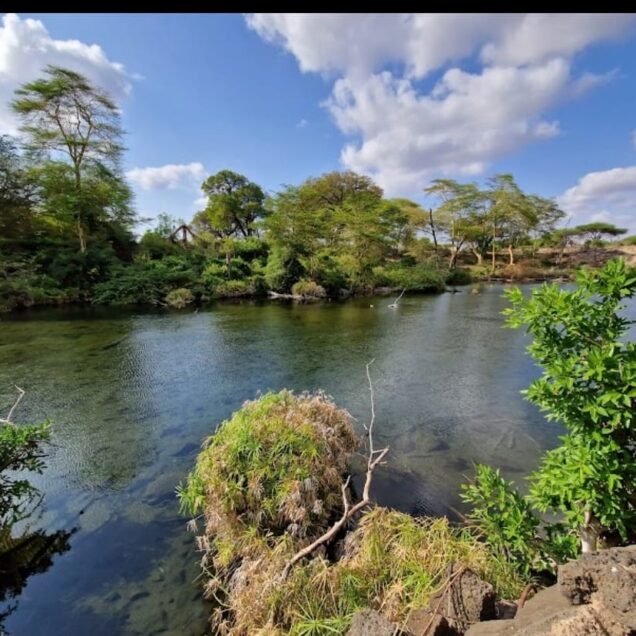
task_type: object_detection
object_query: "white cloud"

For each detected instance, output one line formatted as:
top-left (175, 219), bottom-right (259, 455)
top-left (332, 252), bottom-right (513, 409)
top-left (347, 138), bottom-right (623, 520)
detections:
top-left (0, 13), bottom-right (132, 134)
top-left (558, 166), bottom-right (636, 230)
top-left (246, 13), bottom-right (635, 194)
top-left (126, 162), bottom-right (206, 190)
top-left (296, 118), bottom-right (308, 128)
top-left (327, 60), bottom-right (571, 192)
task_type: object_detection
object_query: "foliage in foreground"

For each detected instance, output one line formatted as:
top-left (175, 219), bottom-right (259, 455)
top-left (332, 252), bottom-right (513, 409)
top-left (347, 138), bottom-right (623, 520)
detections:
top-left (179, 392), bottom-right (524, 635)
top-left (0, 419), bottom-right (50, 526)
top-left (464, 259), bottom-right (636, 574)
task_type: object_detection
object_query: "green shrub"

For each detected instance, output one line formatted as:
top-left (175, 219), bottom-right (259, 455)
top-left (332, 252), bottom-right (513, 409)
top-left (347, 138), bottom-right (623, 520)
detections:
top-left (165, 287), bottom-right (194, 308)
top-left (214, 279), bottom-right (254, 298)
top-left (291, 279), bottom-right (326, 298)
top-left (445, 268), bottom-right (472, 285)
top-left (179, 392), bottom-right (521, 634)
top-left (373, 264), bottom-right (445, 292)
top-left (619, 235), bottom-right (636, 246)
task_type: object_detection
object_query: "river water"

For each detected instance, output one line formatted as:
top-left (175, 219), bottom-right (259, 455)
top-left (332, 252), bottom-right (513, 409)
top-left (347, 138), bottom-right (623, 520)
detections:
top-left (0, 286), bottom-right (571, 634)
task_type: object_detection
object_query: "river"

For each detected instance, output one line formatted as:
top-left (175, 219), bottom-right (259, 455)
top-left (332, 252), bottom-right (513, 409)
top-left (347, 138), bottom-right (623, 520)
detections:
top-left (0, 286), bottom-right (570, 634)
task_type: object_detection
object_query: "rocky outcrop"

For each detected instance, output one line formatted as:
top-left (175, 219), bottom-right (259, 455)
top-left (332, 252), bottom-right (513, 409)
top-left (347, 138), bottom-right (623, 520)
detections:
top-left (466, 545), bottom-right (636, 636)
top-left (407, 566), bottom-right (496, 635)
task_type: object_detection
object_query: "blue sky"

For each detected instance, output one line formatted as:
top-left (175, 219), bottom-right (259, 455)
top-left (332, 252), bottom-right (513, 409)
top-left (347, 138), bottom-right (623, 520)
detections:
top-left (2, 13), bottom-right (636, 231)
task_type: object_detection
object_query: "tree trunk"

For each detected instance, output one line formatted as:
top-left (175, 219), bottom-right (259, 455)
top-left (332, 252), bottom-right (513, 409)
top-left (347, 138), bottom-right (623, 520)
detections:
top-left (74, 164), bottom-right (86, 253)
top-left (77, 217), bottom-right (86, 253)
top-left (429, 208), bottom-right (438, 252)
top-left (491, 221), bottom-right (497, 274)
top-left (472, 249), bottom-right (483, 266)
top-left (580, 510), bottom-right (600, 553)
top-left (508, 244), bottom-right (514, 265)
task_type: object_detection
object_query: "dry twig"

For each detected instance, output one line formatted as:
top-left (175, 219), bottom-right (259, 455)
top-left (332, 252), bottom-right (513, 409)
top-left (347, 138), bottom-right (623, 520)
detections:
top-left (281, 361), bottom-right (389, 579)
top-left (0, 385), bottom-right (25, 425)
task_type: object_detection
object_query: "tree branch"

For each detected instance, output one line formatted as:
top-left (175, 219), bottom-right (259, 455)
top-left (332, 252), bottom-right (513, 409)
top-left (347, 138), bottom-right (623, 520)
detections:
top-left (281, 361), bottom-right (388, 579)
top-left (0, 386), bottom-right (25, 425)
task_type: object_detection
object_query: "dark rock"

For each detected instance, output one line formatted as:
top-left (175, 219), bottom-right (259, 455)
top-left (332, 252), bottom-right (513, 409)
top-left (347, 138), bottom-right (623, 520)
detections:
top-left (347, 609), bottom-right (400, 636)
top-left (495, 600), bottom-right (517, 620)
top-left (410, 565), bottom-right (496, 635)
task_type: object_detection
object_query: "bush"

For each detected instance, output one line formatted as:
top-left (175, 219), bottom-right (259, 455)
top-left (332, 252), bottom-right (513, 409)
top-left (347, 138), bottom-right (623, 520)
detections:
top-left (291, 279), bottom-right (326, 298)
top-left (179, 393), bottom-right (521, 634)
top-left (445, 268), bottom-right (472, 285)
top-left (165, 287), bottom-right (194, 308)
top-left (465, 260), bottom-right (636, 566)
top-left (214, 279), bottom-right (254, 298)
top-left (373, 264), bottom-right (445, 292)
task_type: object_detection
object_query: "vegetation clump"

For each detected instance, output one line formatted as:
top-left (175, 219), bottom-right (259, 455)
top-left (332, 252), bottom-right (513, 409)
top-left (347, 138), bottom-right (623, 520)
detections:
top-left (291, 280), bottom-right (326, 298)
top-left (165, 287), bottom-right (194, 308)
top-left (180, 391), bottom-right (524, 635)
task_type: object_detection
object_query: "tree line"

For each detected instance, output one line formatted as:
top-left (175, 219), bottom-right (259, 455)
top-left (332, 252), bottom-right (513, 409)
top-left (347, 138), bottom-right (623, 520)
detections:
top-left (1, 66), bottom-right (630, 312)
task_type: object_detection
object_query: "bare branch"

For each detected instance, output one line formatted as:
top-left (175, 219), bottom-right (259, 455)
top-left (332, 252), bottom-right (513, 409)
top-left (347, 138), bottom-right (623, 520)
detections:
top-left (282, 363), bottom-right (388, 579)
top-left (0, 385), bottom-right (25, 425)
top-left (388, 288), bottom-right (406, 308)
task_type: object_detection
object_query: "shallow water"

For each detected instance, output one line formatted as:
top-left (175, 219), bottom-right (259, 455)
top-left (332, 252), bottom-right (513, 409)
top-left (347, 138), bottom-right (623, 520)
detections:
top-left (0, 286), bottom-right (610, 634)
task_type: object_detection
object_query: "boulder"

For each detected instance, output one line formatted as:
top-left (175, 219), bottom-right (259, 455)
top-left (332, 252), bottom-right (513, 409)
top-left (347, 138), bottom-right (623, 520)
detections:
top-left (408, 565), bottom-right (496, 635)
top-left (558, 544), bottom-right (636, 632)
top-left (347, 609), bottom-right (400, 636)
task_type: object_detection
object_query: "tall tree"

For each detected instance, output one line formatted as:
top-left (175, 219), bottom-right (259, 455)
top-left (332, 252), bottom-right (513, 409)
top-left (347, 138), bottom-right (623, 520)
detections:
top-left (198, 170), bottom-right (266, 238)
top-left (0, 135), bottom-right (36, 242)
top-left (12, 66), bottom-right (126, 252)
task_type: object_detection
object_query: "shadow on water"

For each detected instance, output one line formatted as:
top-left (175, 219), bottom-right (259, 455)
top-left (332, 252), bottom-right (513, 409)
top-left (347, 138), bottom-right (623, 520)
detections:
top-left (0, 286), bottom-right (632, 634)
top-left (0, 524), bottom-right (74, 632)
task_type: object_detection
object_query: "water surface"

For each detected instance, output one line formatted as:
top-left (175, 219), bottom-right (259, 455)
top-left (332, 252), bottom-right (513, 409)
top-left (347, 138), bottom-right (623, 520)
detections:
top-left (0, 286), bottom-right (580, 634)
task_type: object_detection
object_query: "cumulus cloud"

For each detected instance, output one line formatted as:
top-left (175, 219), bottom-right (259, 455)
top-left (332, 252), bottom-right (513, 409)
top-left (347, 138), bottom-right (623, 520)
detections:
top-left (0, 13), bottom-right (132, 134)
top-left (126, 162), bottom-right (206, 190)
top-left (246, 13), bottom-right (635, 194)
top-left (558, 166), bottom-right (636, 230)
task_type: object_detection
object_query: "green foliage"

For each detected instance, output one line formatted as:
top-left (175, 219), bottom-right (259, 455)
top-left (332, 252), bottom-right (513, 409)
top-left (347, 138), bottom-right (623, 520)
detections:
top-left (0, 420), bottom-right (51, 525)
top-left (92, 255), bottom-right (201, 305)
top-left (445, 268), bottom-right (472, 285)
top-left (619, 234), bottom-right (636, 246)
top-left (180, 394), bottom-right (522, 634)
top-left (178, 391), bottom-right (355, 532)
top-left (196, 169), bottom-right (267, 238)
top-left (461, 465), bottom-right (576, 576)
top-left (372, 264), bottom-right (445, 292)
top-left (291, 280), bottom-right (326, 298)
top-left (466, 259), bottom-right (636, 563)
top-left (165, 287), bottom-right (194, 308)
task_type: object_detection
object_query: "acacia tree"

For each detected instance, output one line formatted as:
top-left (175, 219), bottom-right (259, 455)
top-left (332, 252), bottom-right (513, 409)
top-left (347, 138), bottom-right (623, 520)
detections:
top-left (12, 66), bottom-right (126, 252)
top-left (198, 170), bottom-right (266, 238)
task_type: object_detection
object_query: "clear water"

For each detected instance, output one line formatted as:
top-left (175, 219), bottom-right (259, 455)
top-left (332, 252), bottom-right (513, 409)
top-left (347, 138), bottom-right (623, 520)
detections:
top-left (0, 286), bottom-right (583, 634)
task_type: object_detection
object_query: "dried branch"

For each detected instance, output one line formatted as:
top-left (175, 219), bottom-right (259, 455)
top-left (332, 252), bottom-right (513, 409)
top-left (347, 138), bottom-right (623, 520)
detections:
top-left (0, 385), bottom-right (25, 425)
top-left (282, 361), bottom-right (389, 579)
top-left (388, 288), bottom-right (406, 308)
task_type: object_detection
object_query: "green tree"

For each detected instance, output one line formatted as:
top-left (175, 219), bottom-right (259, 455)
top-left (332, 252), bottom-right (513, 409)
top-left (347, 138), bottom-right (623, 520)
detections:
top-left (0, 135), bottom-right (37, 243)
top-left (505, 259), bottom-right (636, 552)
top-left (12, 66), bottom-right (127, 252)
top-left (198, 170), bottom-right (266, 238)
top-left (574, 222), bottom-right (628, 242)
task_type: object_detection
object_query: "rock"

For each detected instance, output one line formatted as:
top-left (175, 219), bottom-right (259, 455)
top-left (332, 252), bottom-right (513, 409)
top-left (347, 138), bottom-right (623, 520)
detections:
top-left (495, 600), bottom-right (517, 620)
top-left (558, 545), bottom-right (636, 632)
top-left (406, 608), bottom-right (458, 635)
top-left (409, 565), bottom-right (496, 635)
top-left (347, 609), bottom-right (401, 636)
